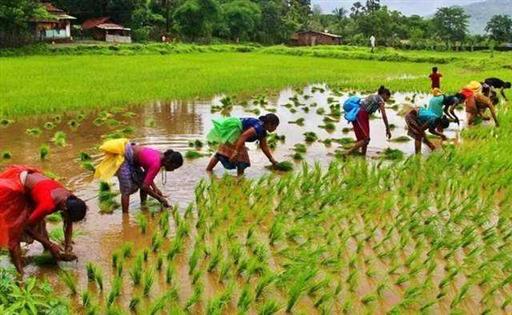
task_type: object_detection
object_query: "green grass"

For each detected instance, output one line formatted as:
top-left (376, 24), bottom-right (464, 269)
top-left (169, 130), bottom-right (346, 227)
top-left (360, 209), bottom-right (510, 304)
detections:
top-left (1, 45), bottom-right (510, 116)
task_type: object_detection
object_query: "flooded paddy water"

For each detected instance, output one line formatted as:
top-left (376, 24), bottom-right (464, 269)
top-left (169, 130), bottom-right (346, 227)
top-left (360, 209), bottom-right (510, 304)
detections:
top-left (0, 85), bottom-right (472, 314)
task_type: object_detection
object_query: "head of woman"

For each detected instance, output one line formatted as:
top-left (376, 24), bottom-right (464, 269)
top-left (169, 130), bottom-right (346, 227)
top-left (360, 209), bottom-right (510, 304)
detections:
top-left (162, 150), bottom-right (183, 172)
top-left (259, 113), bottom-right (280, 132)
top-left (378, 85), bottom-right (391, 102)
top-left (453, 93), bottom-right (466, 104)
top-left (62, 195), bottom-right (87, 222)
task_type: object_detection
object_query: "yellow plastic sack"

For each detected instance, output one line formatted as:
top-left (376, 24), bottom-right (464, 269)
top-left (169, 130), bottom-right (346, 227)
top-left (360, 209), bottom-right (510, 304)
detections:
top-left (432, 88), bottom-right (443, 97)
top-left (465, 81), bottom-right (482, 95)
top-left (94, 138), bottom-right (129, 181)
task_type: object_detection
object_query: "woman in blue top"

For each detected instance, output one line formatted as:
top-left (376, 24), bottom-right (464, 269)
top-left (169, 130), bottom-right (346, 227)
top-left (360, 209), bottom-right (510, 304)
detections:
top-left (405, 108), bottom-right (450, 154)
top-left (428, 91), bottom-right (466, 124)
top-left (206, 114), bottom-right (280, 176)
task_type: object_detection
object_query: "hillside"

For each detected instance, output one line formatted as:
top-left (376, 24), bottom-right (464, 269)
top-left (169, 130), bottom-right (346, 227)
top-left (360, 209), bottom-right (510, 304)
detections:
top-left (461, 0), bottom-right (512, 34)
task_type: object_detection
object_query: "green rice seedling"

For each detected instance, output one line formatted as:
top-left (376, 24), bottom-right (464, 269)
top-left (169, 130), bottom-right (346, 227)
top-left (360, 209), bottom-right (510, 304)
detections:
top-left (106, 118), bottom-right (121, 128)
top-left (237, 284), bottom-right (253, 314)
top-left (93, 118), bottom-right (105, 126)
top-left (143, 270), bottom-right (154, 296)
top-left (191, 270), bottom-right (203, 285)
top-left (106, 276), bottom-right (122, 306)
top-left (44, 122), bottom-right (56, 130)
top-left (185, 283), bottom-right (203, 310)
top-left (341, 127), bottom-right (351, 133)
top-left (136, 212), bottom-right (148, 234)
top-left (120, 242), bottom-right (133, 258)
top-left (32, 253), bottom-right (57, 266)
top-left (98, 182), bottom-right (119, 213)
top-left (316, 108), bottom-right (326, 115)
top-left (156, 255), bottom-right (163, 271)
top-left (86, 262), bottom-right (96, 282)
top-left (81, 161), bottom-right (96, 172)
top-left (286, 269), bottom-right (316, 312)
top-left (289, 108), bottom-right (297, 113)
top-left (129, 296), bottom-right (141, 312)
top-left (382, 148), bottom-right (404, 160)
top-left (0, 118), bottom-right (13, 127)
top-left (1, 151), bottom-right (11, 159)
top-left (39, 144), bottom-right (49, 160)
top-left (292, 152), bottom-right (304, 160)
top-left (259, 300), bottom-right (280, 315)
top-left (166, 263), bottom-right (175, 284)
top-left (151, 232), bottom-right (163, 252)
top-left (302, 106), bottom-right (310, 113)
top-left (185, 150), bottom-right (203, 159)
top-left (319, 122), bottom-right (336, 131)
top-left (51, 131), bottom-right (67, 147)
top-left (167, 237), bottom-right (184, 261)
top-left (304, 132), bottom-right (318, 143)
top-left (58, 270), bottom-right (77, 295)
top-left (189, 243), bottom-right (202, 274)
top-left (79, 152), bottom-right (92, 162)
top-left (52, 114), bottom-right (62, 123)
top-left (112, 252), bottom-right (120, 269)
top-left (68, 119), bottom-right (79, 129)
top-left (219, 259), bottom-right (232, 283)
top-left (255, 273), bottom-right (276, 299)
top-left (208, 248), bottom-right (221, 273)
top-left (46, 212), bottom-right (61, 223)
top-left (361, 294), bottom-right (377, 305)
top-left (267, 161), bottom-right (293, 172)
top-left (26, 128), bottom-right (42, 136)
top-left (143, 248), bottom-right (150, 261)
top-left (288, 118), bottom-right (305, 126)
top-left (130, 256), bottom-right (143, 286)
top-left (390, 136), bottom-right (411, 143)
top-left (93, 266), bottom-right (104, 291)
top-left (81, 290), bottom-right (91, 307)
top-left (293, 143), bottom-right (307, 153)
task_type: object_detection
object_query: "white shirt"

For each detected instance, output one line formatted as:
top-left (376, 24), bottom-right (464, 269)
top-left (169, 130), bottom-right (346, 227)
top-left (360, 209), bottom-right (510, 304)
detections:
top-left (370, 36), bottom-right (376, 46)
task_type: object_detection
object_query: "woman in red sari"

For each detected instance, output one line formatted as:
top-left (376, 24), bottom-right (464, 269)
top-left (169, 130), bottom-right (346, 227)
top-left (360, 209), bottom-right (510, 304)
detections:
top-left (0, 165), bottom-right (87, 274)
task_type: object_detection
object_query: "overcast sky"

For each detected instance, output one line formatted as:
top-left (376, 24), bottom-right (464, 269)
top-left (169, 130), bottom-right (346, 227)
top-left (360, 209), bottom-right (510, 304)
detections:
top-left (312, 0), bottom-right (481, 15)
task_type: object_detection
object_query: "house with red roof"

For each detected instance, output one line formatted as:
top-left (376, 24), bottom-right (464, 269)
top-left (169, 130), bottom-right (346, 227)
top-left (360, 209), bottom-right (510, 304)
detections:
top-left (32, 2), bottom-right (76, 42)
top-left (82, 17), bottom-right (131, 43)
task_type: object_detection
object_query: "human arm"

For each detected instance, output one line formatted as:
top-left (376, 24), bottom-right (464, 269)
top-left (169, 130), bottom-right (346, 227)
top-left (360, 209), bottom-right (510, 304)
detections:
top-left (151, 183), bottom-right (164, 198)
top-left (259, 138), bottom-right (277, 165)
top-left (487, 103), bottom-right (499, 127)
top-left (500, 88), bottom-right (508, 101)
top-left (379, 103), bottom-right (392, 139)
top-left (428, 127), bottom-right (447, 140)
top-left (24, 224), bottom-right (62, 260)
top-left (230, 128), bottom-right (256, 162)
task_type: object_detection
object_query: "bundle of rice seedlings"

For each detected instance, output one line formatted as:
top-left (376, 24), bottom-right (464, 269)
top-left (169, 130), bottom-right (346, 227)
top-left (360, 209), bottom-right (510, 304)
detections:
top-left (185, 150), bottom-right (204, 159)
top-left (1, 151), bottom-right (11, 159)
top-left (58, 270), bottom-right (77, 295)
top-left (382, 148), bottom-right (404, 160)
top-left (39, 144), bottom-right (49, 160)
top-left (288, 118), bottom-right (305, 126)
top-left (26, 128), bottom-right (42, 136)
top-left (98, 182), bottom-right (119, 213)
top-left (51, 131), bottom-right (67, 147)
top-left (266, 161), bottom-right (293, 172)
top-left (44, 122), bottom-right (56, 130)
top-left (304, 132), bottom-right (318, 143)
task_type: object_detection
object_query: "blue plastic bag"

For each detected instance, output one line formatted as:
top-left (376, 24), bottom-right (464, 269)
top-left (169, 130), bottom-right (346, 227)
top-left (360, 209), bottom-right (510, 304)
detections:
top-left (343, 96), bottom-right (362, 122)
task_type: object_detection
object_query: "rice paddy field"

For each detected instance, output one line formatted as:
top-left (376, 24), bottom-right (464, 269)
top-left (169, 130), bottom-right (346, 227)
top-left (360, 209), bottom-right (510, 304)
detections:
top-left (0, 45), bottom-right (512, 314)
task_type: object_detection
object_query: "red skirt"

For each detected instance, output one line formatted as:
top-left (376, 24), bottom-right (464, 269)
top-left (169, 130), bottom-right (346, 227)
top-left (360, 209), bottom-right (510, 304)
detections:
top-left (0, 165), bottom-right (38, 250)
top-left (353, 108), bottom-right (370, 141)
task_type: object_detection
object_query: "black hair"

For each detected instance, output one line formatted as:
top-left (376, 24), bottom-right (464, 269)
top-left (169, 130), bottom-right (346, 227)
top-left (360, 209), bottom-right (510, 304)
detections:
top-left (505, 82), bottom-right (511, 89)
top-left (377, 85), bottom-right (391, 98)
top-left (163, 150), bottom-right (183, 169)
top-left (66, 195), bottom-right (87, 222)
top-left (432, 67), bottom-right (438, 72)
top-left (259, 113), bottom-right (280, 126)
top-left (438, 116), bottom-right (450, 129)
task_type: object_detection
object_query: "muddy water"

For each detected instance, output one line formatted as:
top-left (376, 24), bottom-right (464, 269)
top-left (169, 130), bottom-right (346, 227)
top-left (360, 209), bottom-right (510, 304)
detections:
top-left (0, 85), bottom-right (465, 312)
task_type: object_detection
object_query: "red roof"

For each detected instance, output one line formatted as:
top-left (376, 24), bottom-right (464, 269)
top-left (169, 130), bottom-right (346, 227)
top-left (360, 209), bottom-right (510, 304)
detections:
top-left (42, 2), bottom-right (64, 13)
top-left (82, 17), bottom-right (111, 30)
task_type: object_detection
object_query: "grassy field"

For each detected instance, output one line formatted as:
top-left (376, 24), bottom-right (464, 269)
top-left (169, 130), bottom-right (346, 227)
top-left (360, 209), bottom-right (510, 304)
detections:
top-left (1, 44), bottom-right (510, 116)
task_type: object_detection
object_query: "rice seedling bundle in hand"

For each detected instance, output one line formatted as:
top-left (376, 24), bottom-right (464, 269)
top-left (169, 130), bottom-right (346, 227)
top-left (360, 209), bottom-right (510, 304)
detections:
top-left (266, 161), bottom-right (293, 172)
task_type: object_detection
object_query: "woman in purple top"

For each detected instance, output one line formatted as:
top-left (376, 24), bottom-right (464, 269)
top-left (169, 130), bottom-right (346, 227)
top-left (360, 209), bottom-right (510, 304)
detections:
top-left (118, 144), bottom-right (183, 212)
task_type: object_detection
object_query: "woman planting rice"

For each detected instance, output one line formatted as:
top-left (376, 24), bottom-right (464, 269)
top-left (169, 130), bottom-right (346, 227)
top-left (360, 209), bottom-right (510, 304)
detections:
top-left (460, 81), bottom-right (499, 127)
top-left (429, 88), bottom-right (466, 124)
top-left (0, 165), bottom-right (87, 274)
top-left (344, 86), bottom-right (393, 156)
top-left (206, 113), bottom-right (280, 176)
top-left (405, 108), bottom-right (450, 154)
top-left (95, 139), bottom-right (183, 213)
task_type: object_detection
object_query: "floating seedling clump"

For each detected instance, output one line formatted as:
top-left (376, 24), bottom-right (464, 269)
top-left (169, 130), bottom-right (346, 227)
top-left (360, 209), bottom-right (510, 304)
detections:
top-left (51, 131), bottom-right (67, 147)
top-left (98, 182), bottom-right (120, 213)
top-left (382, 148), bottom-right (405, 160)
top-left (39, 144), bottom-right (49, 160)
top-left (1, 150), bottom-right (12, 159)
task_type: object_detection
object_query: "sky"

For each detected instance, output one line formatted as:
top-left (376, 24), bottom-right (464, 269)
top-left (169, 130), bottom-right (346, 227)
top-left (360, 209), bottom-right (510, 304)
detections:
top-left (311, 0), bottom-right (481, 16)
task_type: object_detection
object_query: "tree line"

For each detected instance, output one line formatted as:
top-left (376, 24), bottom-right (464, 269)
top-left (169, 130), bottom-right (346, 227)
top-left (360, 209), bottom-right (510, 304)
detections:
top-left (1, 0), bottom-right (511, 48)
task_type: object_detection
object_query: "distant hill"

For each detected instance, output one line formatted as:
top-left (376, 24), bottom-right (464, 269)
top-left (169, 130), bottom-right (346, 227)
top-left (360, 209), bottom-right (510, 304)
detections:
top-left (461, 0), bottom-right (512, 34)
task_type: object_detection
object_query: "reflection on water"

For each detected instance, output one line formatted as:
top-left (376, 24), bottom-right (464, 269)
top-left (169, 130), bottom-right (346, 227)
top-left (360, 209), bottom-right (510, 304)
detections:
top-left (0, 84), bottom-right (464, 310)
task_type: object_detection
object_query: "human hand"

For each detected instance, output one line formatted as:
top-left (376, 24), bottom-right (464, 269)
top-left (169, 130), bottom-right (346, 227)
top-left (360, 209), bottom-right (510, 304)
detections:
top-left (441, 135), bottom-right (447, 141)
top-left (160, 198), bottom-right (170, 208)
top-left (60, 252), bottom-right (78, 261)
top-left (270, 158), bottom-right (278, 165)
top-left (386, 129), bottom-right (392, 139)
top-left (48, 243), bottom-right (63, 260)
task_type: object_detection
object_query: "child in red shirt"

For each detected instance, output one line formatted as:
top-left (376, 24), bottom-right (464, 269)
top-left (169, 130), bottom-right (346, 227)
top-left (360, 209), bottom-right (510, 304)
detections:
top-left (429, 67), bottom-right (442, 89)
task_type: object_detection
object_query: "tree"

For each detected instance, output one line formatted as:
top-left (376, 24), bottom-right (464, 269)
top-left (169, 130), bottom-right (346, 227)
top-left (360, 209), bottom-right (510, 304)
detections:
top-left (486, 14), bottom-right (512, 43)
top-left (222, 0), bottom-right (261, 42)
top-left (0, 0), bottom-right (47, 47)
top-left (432, 6), bottom-right (469, 46)
top-left (173, 0), bottom-right (219, 41)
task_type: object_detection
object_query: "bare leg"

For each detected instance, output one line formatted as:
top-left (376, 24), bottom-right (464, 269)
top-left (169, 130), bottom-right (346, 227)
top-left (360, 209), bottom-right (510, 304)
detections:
top-left (467, 112), bottom-right (476, 126)
top-left (237, 167), bottom-right (245, 177)
top-left (361, 143), bottom-right (368, 156)
top-left (121, 194), bottom-right (130, 213)
top-left (140, 189), bottom-right (147, 205)
top-left (9, 244), bottom-right (24, 274)
top-left (423, 138), bottom-right (436, 151)
top-left (206, 156), bottom-right (219, 173)
top-left (414, 140), bottom-right (421, 154)
top-left (345, 139), bottom-right (369, 155)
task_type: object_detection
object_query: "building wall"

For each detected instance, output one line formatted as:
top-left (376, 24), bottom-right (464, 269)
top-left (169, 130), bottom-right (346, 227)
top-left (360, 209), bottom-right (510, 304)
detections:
top-left (294, 33), bottom-right (341, 46)
top-left (106, 34), bottom-right (132, 43)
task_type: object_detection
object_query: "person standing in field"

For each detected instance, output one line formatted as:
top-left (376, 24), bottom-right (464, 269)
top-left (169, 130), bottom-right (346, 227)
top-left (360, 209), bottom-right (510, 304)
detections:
top-left (483, 77), bottom-right (511, 101)
top-left (343, 86), bottom-right (393, 156)
top-left (370, 35), bottom-right (376, 53)
top-left (429, 67), bottom-right (442, 90)
top-left (206, 113), bottom-right (280, 176)
top-left (94, 138), bottom-right (183, 213)
top-left (0, 165), bottom-right (87, 274)
top-left (460, 81), bottom-right (499, 127)
top-left (405, 108), bottom-right (450, 154)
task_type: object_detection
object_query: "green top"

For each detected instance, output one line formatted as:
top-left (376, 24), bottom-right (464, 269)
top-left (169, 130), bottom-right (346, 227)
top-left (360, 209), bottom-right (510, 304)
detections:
top-left (428, 95), bottom-right (444, 118)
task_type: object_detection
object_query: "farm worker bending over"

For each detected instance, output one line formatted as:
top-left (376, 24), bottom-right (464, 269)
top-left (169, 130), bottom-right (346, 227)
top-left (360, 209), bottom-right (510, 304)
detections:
top-left (460, 81), bottom-right (499, 127)
top-left (405, 108), bottom-right (450, 154)
top-left (0, 165), bottom-right (87, 274)
top-left (95, 138), bottom-right (183, 213)
top-left (343, 86), bottom-right (393, 156)
top-left (484, 77), bottom-right (511, 101)
top-left (206, 113), bottom-right (280, 176)
top-left (428, 88), bottom-right (466, 124)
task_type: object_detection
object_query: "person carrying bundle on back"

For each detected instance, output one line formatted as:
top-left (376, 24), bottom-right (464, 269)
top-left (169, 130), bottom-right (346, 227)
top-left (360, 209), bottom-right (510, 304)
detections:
top-left (343, 86), bottom-right (393, 156)
top-left (206, 113), bottom-right (280, 176)
top-left (428, 88), bottom-right (466, 124)
top-left (94, 138), bottom-right (183, 213)
top-left (460, 81), bottom-right (499, 127)
top-left (0, 165), bottom-right (87, 274)
top-left (484, 77), bottom-right (511, 101)
top-left (405, 108), bottom-right (450, 154)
